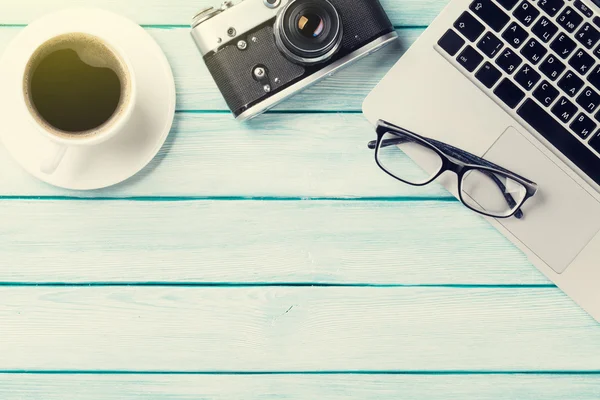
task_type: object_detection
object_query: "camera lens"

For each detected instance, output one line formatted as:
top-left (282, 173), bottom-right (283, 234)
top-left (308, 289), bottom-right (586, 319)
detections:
top-left (298, 13), bottom-right (325, 38)
top-left (274, 0), bottom-right (343, 65)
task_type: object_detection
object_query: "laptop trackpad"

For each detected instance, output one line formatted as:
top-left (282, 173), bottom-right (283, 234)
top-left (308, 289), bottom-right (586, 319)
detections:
top-left (482, 127), bottom-right (600, 274)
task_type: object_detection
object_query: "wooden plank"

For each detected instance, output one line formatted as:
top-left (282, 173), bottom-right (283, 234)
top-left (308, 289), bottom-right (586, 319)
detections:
top-left (0, 375), bottom-right (599, 400)
top-left (0, 200), bottom-right (544, 284)
top-left (0, 0), bottom-right (447, 26)
top-left (0, 27), bottom-right (423, 112)
top-left (0, 113), bottom-right (454, 198)
top-left (0, 287), bottom-right (598, 371)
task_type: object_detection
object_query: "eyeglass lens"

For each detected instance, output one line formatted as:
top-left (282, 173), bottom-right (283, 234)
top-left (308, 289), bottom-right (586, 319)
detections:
top-left (461, 168), bottom-right (527, 218)
top-left (376, 131), bottom-right (443, 185)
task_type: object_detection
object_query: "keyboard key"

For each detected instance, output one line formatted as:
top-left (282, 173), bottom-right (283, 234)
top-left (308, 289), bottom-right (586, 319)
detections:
top-left (521, 38), bottom-right (548, 64)
top-left (587, 64), bottom-right (600, 90)
top-left (533, 80), bottom-right (560, 106)
top-left (476, 62), bottom-right (503, 87)
top-left (569, 48), bottom-right (595, 75)
top-left (502, 22), bottom-right (529, 48)
top-left (550, 33), bottom-right (577, 59)
top-left (575, 23), bottom-right (600, 50)
top-left (594, 43), bottom-right (600, 59)
top-left (457, 45), bottom-right (484, 72)
top-left (594, 16), bottom-right (600, 29)
top-left (570, 113), bottom-right (597, 138)
top-left (532, 16), bottom-right (559, 42)
top-left (438, 30), bottom-right (465, 56)
top-left (494, 78), bottom-right (526, 107)
top-left (513, 0), bottom-right (540, 26)
top-left (574, 0), bottom-right (593, 18)
top-left (515, 64), bottom-right (541, 90)
top-left (470, 0), bottom-right (511, 32)
top-left (540, 54), bottom-right (566, 80)
top-left (518, 99), bottom-right (600, 186)
top-left (590, 132), bottom-right (600, 152)
top-left (537, 0), bottom-right (565, 17)
top-left (577, 86), bottom-right (600, 113)
top-left (454, 12), bottom-right (486, 42)
top-left (496, 0), bottom-right (520, 10)
top-left (551, 96), bottom-right (578, 122)
top-left (478, 32), bottom-right (504, 57)
top-left (558, 71), bottom-right (585, 96)
top-left (557, 7), bottom-right (584, 33)
top-left (496, 48), bottom-right (523, 73)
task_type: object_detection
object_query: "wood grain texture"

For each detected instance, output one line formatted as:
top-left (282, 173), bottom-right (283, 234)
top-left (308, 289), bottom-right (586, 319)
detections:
top-left (0, 375), bottom-right (599, 400)
top-left (0, 287), bottom-right (598, 371)
top-left (0, 114), bottom-right (454, 198)
top-left (1, 0), bottom-right (597, 392)
top-left (0, 0), bottom-right (447, 26)
top-left (0, 200), bottom-right (545, 284)
top-left (0, 27), bottom-right (422, 112)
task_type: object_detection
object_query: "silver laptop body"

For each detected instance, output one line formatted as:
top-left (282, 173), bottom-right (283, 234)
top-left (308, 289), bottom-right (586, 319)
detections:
top-left (363, 0), bottom-right (600, 321)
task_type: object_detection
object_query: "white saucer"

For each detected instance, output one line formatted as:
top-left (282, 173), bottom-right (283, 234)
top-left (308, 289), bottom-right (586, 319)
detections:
top-left (0, 9), bottom-right (176, 190)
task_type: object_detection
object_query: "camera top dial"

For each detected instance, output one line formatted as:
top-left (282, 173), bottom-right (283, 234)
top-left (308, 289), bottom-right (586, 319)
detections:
top-left (191, 7), bottom-right (224, 28)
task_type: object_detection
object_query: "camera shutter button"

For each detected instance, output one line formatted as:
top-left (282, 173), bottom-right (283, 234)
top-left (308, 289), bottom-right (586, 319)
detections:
top-left (263, 0), bottom-right (281, 8)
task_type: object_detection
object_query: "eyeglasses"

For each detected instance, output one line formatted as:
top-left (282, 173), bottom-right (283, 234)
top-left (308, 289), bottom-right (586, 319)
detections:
top-left (368, 120), bottom-right (539, 219)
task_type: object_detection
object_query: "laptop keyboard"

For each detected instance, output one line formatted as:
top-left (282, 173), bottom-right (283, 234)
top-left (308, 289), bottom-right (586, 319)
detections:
top-left (436, 0), bottom-right (600, 186)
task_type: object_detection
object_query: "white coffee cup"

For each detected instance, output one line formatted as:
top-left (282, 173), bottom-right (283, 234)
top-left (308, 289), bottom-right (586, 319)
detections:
top-left (21, 32), bottom-right (137, 175)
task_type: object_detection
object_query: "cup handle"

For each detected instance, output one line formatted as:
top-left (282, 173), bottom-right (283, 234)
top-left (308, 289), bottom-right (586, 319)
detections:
top-left (40, 143), bottom-right (68, 175)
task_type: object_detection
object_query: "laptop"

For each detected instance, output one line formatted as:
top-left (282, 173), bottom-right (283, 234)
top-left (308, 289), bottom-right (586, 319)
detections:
top-left (363, 0), bottom-right (600, 321)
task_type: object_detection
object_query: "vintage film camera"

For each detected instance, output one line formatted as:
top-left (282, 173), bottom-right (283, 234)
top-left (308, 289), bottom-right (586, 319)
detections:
top-left (191, 0), bottom-right (397, 120)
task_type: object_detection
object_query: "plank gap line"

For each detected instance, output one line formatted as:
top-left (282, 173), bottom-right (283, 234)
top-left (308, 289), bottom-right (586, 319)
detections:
top-left (0, 283), bottom-right (557, 288)
top-left (0, 371), bottom-right (598, 375)
top-left (0, 196), bottom-right (457, 202)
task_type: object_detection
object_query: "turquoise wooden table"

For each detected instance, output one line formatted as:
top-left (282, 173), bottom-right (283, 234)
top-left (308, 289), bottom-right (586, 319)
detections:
top-left (1, 0), bottom-right (599, 398)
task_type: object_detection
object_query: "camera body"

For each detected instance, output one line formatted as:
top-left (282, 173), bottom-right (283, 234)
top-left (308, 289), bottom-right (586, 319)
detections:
top-left (191, 0), bottom-right (397, 121)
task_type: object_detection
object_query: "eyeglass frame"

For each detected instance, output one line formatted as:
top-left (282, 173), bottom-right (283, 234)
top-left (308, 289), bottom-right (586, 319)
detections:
top-left (368, 120), bottom-right (539, 219)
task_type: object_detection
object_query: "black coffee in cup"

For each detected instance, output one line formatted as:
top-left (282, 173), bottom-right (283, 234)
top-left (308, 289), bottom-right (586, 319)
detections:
top-left (23, 33), bottom-right (132, 137)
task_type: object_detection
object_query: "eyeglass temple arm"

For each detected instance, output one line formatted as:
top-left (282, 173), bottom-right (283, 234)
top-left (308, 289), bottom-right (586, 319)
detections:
top-left (370, 138), bottom-right (524, 219)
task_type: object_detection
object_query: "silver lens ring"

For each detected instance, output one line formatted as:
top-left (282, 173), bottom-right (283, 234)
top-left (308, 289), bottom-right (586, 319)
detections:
top-left (274, 0), bottom-right (343, 65)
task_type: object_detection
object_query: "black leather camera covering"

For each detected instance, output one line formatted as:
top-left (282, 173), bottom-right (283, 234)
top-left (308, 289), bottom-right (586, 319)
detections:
top-left (333, 0), bottom-right (393, 50)
top-left (205, 26), bottom-right (305, 116)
